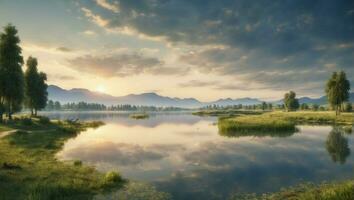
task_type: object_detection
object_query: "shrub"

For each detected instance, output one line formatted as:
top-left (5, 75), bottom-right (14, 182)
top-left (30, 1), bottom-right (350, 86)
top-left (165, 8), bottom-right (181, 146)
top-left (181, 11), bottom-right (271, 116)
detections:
top-left (20, 118), bottom-right (33, 126)
top-left (103, 171), bottom-right (122, 185)
top-left (38, 116), bottom-right (50, 124)
top-left (73, 160), bottom-right (82, 166)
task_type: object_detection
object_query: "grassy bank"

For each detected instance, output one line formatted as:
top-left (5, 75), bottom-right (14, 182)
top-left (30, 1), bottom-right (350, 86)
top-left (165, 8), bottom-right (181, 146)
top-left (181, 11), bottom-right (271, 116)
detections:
top-left (0, 117), bottom-right (124, 200)
top-left (232, 181), bottom-right (354, 200)
top-left (218, 115), bottom-right (297, 137)
top-left (217, 111), bottom-right (353, 137)
top-left (193, 109), bottom-right (264, 117)
top-left (129, 113), bottom-right (149, 119)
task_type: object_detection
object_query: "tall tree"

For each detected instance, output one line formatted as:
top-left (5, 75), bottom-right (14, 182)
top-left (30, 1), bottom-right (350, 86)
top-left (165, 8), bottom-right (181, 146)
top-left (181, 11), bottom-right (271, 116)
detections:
top-left (0, 24), bottom-right (24, 120)
top-left (284, 91), bottom-right (299, 112)
top-left (24, 56), bottom-right (48, 116)
top-left (325, 71), bottom-right (350, 115)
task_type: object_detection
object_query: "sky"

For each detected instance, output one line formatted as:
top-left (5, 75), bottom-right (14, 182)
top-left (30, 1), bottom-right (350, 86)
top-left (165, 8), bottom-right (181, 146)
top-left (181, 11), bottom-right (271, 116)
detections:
top-left (0, 0), bottom-right (353, 101)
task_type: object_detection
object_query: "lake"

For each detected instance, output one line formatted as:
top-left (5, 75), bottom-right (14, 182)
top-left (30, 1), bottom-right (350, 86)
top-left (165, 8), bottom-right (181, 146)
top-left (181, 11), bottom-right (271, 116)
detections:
top-left (42, 111), bottom-right (354, 200)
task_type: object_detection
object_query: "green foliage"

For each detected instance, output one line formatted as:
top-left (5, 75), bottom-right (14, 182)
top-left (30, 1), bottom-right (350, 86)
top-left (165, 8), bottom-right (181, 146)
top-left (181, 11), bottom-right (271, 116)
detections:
top-left (38, 116), bottom-right (51, 124)
top-left (312, 104), bottom-right (319, 111)
top-left (233, 181), bottom-right (354, 200)
top-left (300, 103), bottom-right (309, 110)
top-left (95, 182), bottom-right (172, 200)
top-left (73, 160), bottom-right (82, 166)
top-left (343, 102), bottom-right (352, 112)
top-left (284, 91), bottom-right (299, 112)
top-left (103, 171), bottom-right (123, 186)
top-left (24, 56), bottom-right (48, 115)
top-left (326, 71), bottom-right (350, 115)
top-left (0, 24), bottom-right (24, 119)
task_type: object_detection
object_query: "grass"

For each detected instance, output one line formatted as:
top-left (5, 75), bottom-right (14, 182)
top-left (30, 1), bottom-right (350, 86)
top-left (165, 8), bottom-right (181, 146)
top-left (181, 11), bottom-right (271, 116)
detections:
top-left (231, 181), bottom-right (354, 200)
top-left (193, 109), bottom-right (264, 117)
top-left (217, 111), bottom-right (354, 137)
top-left (0, 117), bottom-right (124, 200)
top-left (129, 113), bottom-right (149, 119)
top-left (218, 115), bottom-right (297, 137)
top-left (266, 111), bottom-right (354, 125)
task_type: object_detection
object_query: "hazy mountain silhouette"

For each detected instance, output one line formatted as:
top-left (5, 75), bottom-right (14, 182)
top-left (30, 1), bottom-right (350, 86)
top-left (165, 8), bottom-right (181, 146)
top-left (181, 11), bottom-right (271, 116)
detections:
top-left (48, 85), bottom-right (353, 108)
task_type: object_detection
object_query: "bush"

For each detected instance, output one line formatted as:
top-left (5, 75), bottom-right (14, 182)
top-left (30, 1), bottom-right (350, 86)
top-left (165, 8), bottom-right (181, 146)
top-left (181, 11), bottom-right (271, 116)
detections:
top-left (20, 118), bottom-right (33, 126)
top-left (103, 171), bottom-right (122, 185)
top-left (73, 160), bottom-right (82, 166)
top-left (38, 116), bottom-right (50, 124)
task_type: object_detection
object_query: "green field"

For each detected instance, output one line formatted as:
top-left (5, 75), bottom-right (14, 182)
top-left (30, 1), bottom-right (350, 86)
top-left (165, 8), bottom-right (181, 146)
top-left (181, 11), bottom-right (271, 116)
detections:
top-left (0, 117), bottom-right (124, 200)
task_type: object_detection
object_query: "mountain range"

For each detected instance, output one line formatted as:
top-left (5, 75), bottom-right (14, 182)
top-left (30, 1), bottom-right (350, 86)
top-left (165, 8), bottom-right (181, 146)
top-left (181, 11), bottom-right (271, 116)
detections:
top-left (48, 85), bottom-right (354, 108)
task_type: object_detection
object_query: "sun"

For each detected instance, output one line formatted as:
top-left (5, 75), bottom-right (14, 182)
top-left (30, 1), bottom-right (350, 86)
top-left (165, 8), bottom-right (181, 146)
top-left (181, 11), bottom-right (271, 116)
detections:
top-left (95, 85), bottom-right (106, 93)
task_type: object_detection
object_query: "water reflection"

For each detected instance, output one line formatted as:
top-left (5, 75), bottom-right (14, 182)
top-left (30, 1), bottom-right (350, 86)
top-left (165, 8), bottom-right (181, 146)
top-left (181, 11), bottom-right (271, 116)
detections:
top-left (219, 129), bottom-right (297, 138)
top-left (50, 112), bottom-right (354, 200)
top-left (326, 128), bottom-right (351, 164)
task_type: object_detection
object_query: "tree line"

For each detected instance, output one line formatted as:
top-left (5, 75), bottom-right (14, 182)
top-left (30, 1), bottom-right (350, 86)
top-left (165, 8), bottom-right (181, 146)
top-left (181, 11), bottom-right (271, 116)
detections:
top-left (45, 101), bottom-right (186, 111)
top-left (0, 24), bottom-right (47, 121)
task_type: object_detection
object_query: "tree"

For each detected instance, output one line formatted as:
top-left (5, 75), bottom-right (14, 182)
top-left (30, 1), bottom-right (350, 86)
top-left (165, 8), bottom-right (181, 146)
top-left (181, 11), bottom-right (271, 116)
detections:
top-left (54, 101), bottom-right (61, 110)
top-left (300, 103), bottom-right (309, 110)
top-left (284, 91), bottom-right (299, 112)
top-left (312, 104), bottom-right (319, 111)
top-left (46, 100), bottom-right (54, 110)
top-left (343, 102), bottom-right (352, 112)
top-left (24, 56), bottom-right (48, 116)
top-left (261, 102), bottom-right (267, 111)
top-left (0, 24), bottom-right (24, 120)
top-left (325, 71), bottom-right (350, 115)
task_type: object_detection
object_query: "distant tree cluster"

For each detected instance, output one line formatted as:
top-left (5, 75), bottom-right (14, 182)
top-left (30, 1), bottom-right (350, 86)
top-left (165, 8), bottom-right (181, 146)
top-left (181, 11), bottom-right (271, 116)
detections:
top-left (46, 100), bottom-right (62, 110)
top-left (108, 104), bottom-right (185, 111)
top-left (299, 103), bottom-right (326, 111)
top-left (45, 101), bottom-right (186, 111)
top-left (0, 24), bottom-right (47, 121)
top-left (201, 103), bottom-right (274, 111)
top-left (46, 101), bottom-right (106, 111)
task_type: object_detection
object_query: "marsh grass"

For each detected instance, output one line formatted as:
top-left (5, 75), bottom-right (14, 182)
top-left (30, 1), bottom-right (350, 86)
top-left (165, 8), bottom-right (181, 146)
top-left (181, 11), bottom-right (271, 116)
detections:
top-left (240, 181), bottom-right (354, 200)
top-left (218, 111), bottom-right (354, 137)
top-left (129, 113), bottom-right (149, 119)
top-left (218, 116), bottom-right (297, 137)
top-left (193, 109), bottom-right (265, 117)
top-left (0, 117), bottom-right (124, 200)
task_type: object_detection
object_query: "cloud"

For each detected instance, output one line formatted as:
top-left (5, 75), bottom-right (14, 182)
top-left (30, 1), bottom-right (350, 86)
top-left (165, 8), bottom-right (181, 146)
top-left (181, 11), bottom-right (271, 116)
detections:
top-left (77, 0), bottom-right (354, 95)
top-left (81, 30), bottom-right (97, 36)
top-left (95, 0), bottom-right (120, 13)
top-left (81, 7), bottom-right (109, 27)
top-left (48, 74), bottom-right (76, 81)
top-left (67, 53), bottom-right (187, 77)
top-left (179, 80), bottom-right (218, 88)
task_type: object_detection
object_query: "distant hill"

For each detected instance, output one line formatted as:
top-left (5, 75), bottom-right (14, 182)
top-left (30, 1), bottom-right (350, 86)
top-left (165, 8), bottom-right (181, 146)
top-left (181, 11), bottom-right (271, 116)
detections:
top-left (208, 98), bottom-right (262, 106)
top-left (48, 85), bottom-right (203, 108)
top-left (48, 85), bottom-right (354, 108)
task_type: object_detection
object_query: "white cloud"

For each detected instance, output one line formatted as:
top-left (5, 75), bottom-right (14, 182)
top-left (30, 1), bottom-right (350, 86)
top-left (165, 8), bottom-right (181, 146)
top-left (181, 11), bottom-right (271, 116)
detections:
top-left (95, 0), bottom-right (120, 13)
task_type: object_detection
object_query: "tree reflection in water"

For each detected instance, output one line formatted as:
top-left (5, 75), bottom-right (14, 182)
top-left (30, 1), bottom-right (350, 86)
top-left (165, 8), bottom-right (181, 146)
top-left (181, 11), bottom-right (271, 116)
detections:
top-left (326, 128), bottom-right (350, 164)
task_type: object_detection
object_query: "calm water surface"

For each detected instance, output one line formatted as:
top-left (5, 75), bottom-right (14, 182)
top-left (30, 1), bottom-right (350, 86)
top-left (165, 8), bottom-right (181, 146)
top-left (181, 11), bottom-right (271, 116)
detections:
top-left (42, 111), bottom-right (354, 200)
